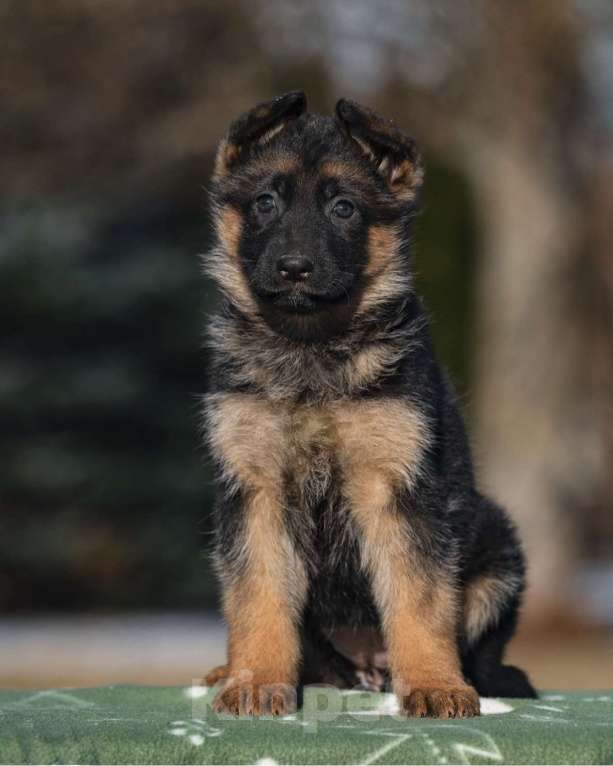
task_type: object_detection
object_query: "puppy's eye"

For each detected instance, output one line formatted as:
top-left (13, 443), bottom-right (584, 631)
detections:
top-left (332, 199), bottom-right (355, 219)
top-left (256, 193), bottom-right (276, 214)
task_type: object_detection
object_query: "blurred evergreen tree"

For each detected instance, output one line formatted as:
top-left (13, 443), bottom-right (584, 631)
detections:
top-left (0, 158), bottom-right (219, 611)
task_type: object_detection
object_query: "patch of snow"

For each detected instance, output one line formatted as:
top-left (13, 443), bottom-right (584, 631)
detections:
top-left (351, 694), bottom-right (513, 716)
top-left (480, 698), bottom-right (513, 715)
top-left (185, 685), bottom-right (208, 698)
top-left (349, 693), bottom-right (400, 716)
top-left (377, 694), bottom-right (401, 715)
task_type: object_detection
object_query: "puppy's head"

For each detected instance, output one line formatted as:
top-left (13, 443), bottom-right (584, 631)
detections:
top-left (207, 92), bottom-right (423, 340)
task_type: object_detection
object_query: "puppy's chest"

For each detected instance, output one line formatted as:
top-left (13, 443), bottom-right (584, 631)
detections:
top-left (208, 392), bottom-right (429, 508)
top-left (286, 407), bottom-right (337, 506)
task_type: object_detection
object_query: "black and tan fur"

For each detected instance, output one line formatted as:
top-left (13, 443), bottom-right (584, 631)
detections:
top-left (202, 92), bottom-right (536, 718)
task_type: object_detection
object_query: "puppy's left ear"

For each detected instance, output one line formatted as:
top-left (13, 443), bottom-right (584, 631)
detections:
top-left (214, 91), bottom-right (307, 179)
top-left (335, 99), bottom-right (423, 201)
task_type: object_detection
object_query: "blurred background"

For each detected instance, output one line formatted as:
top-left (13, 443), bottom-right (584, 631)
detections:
top-left (1, 0), bottom-right (612, 690)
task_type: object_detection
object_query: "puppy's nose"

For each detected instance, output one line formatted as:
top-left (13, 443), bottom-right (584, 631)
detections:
top-left (276, 254), bottom-right (313, 282)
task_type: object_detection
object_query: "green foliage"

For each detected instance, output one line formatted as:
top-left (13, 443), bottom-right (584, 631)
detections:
top-left (415, 155), bottom-right (477, 399)
top-left (0, 165), bottom-right (218, 610)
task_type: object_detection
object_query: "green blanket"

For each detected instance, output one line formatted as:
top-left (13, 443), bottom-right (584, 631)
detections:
top-left (1, 686), bottom-right (612, 764)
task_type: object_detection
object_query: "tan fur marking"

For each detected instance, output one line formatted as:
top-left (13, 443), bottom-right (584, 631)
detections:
top-left (322, 155), bottom-right (422, 201)
top-left (357, 516), bottom-right (465, 694)
top-left (205, 250), bottom-right (257, 315)
top-left (345, 344), bottom-right (395, 391)
top-left (358, 223), bottom-right (409, 315)
top-left (320, 160), bottom-right (365, 183)
top-left (213, 138), bottom-right (240, 180)
top-left (260, 122), bottom-right (287, 144)
top-left (349, 492), bottom-right (465, 692)
top-left (205, 205), bottom-right (258, 316)
top-left (358, 264), bottom-right (410, 316)
top-left (246, 153), bottom-right (298, 178)
top-left (214, 134), bottom-right (297, 180)
top-left (386, 579), bottom-right (464, 692)
top-left (208, 394), bottom-right (306, 688)
top-left (207, 393), bottom-right (287, 491)
top-left (332, 399), bottom-right (429, 491)
top-left (463, 572), bottom-right (520, 645)
top-left (353, 135), bottom-right (379, 164)
top-left (333, 398), bottom-right (468, 695)
top-left (366, 224), bottom-right (400, 277)
top-left (218, 207), bottom-right (242, 260)
top-left (390, 158), bottom-right (423, 201)
top-left (223, 488), bottom-right (306, 685)
top-left (287, 406), bottom-right (335, 503)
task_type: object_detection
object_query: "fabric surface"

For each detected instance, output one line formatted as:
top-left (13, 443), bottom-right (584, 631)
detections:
top-left (0, 685), bottom-right (612, 765)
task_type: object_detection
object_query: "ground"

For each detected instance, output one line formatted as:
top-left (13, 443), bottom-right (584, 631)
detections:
top-left (0, 685), bottom-right (612, 764)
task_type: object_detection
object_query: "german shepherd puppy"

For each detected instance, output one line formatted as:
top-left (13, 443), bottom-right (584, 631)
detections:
top-left (203, 92), bottom-right (536, 718)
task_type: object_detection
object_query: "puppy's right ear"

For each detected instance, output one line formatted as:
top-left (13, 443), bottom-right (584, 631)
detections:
top-left (214, 91), bottom-right (307, 179)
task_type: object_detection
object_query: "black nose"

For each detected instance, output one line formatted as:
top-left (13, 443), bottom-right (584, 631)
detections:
top-left (276, 254), bottom-right (314, 282)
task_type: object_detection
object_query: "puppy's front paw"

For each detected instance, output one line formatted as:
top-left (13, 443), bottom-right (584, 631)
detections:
top-left (400, 686), bottom-right (480, 718)
top-left (212, 682), bottom-right (297, 717)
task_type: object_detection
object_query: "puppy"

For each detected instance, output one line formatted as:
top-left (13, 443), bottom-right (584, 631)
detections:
top-left (202, 92), bottom-right (536, 718)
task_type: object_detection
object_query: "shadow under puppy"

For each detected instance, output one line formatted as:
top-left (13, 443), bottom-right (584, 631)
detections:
top-left (203, 91), bottom-right (536, 718)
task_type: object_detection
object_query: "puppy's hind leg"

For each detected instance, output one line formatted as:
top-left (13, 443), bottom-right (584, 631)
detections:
top-left (460, 496), bottom-right (537, 699)
top-left (462, 596), bottom-right (537, 698)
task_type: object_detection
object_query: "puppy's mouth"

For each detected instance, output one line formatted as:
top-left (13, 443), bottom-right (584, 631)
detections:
top-left (257, 285), bottom-right (351, 314)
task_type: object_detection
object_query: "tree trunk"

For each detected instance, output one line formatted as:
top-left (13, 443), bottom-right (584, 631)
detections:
top-left (467, 137), bottom-right (604, 624)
